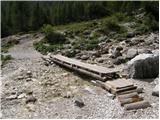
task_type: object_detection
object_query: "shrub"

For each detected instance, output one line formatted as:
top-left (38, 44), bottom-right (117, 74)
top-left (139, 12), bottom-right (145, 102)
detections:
top-left (135, 14), bottom-right (158, 34)
top-left (1, 54), bottom-right (13, 66)
top-left (102, 18), bottom-right (122, 34)
top-left (42, 24), bottom-right (66, 44)
top-left (33, 40), bottom-right (64, 55)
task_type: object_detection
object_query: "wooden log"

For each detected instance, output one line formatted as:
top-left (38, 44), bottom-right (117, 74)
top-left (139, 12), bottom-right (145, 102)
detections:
top-left (124, 101), bottom-right (151, 110)
top-left (117, 92), bottom-right (138, 100)
top-left (119, 96), bottom-right (143, 106)
top-left (91, 80), bottom-right (111, 91)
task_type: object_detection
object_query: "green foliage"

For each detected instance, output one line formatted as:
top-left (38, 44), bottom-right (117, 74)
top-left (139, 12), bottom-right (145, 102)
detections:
top-left (33, 39), bottom-right (64, 55)
top-left (73, 38), bottom-right (99, 50)
top-left (102, 17), bottom-right (125, 34)
top-left (42, 24), bottom-right (66, 44)
top-left (2, 1), bottom-right (158, 37)
top-left (1, 54), bottom-right (13, 66)
top-left (135, 14), bottom-right (159, 34)
top-left (64, 49), bottom-right (77, 57)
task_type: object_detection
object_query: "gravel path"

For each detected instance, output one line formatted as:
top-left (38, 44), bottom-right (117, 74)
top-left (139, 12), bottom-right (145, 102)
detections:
top-left (1, 34), bottom-right (159, 119)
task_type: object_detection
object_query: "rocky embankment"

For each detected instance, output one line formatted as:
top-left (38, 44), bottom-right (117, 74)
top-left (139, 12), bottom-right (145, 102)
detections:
top-left (1, 28), bottom-right (159, 119)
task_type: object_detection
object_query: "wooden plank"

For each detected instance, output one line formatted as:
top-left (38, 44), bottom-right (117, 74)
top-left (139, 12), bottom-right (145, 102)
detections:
top-left (106, 79), bottom-right (134, 89)
top-left (116, 88), bottom-right (143, 95)
top-left (120, 97), bottom-right (143, 106)
top-left (52, 55), bottom-right (118, 74)
top-left (124, 101), bottom-right (151, 110)
top-left (117, 92), bottom-right (138, 100)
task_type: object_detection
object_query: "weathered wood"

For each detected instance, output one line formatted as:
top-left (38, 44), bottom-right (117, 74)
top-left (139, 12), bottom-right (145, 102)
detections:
top-left (124, 101), bottom-right (151, 110)
top-left (110, 86), bottom-right (137, 94)
top-left (120, 97), bottom-right (143, 106)
top-left (106, 79), bottom-right (134, 89)
top-left (116, 88), bottom-right (143, 95)
top-left (51, 54), bottom-right (119, 81)
top-left (117, 92), bottom-right (138, 100)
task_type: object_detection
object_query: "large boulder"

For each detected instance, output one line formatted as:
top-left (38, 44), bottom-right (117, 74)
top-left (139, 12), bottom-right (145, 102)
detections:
top-left (127, 54), bottom-right (159, 79)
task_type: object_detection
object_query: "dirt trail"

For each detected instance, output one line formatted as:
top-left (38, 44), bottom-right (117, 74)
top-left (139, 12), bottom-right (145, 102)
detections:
top-left (2, 34), bottom-right (44, 78)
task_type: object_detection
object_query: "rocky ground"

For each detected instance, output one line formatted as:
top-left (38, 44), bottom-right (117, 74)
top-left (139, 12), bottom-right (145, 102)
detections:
top-left (1, 29), bottom-right (159, 118)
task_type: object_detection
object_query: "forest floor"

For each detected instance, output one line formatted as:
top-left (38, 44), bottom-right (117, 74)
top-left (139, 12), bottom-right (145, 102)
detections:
top-left (1, 32), bottom-right (159, 119)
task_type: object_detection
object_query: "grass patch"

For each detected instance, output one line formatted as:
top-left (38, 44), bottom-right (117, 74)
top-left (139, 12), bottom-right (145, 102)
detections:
top-left (1, 54), bottom-right (13, 66)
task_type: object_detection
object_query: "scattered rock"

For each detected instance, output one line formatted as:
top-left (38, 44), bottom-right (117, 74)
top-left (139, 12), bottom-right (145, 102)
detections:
top-left (127, 32), bottom-right (135, 38)
top-left (113, 56), bottom-right (126, 65)
top-left (81, 55), bottom-right (89, 60)
top-left (17, 76), bottom-right (24, 80)
top-left (108, 64), bottom-right (114, 68)
top-left (62, 73), bottom-right (69, 77)
top-left (107, 93), bottom-right (115, 99)
top-left (74, 97), bottom-right (85, 108)
top-left (6, 94), bottom-right (17, 100)
top-left (27, 71), bottom-right (32, 76)
top-left (96, 57), bottom-right (105, 63)
top-left (26, 78), bottom-right (32, 82)
top-left (111, 47), bottom-right (122, 58)
top-left (126, 48), bottom-right (138, 59)
top-left (62, 91), bottom-right (73, 98)
top-left (152, 49), bottom-right (159, 56)
top-left (17, 93), bottom-right (27, 99)
top-left (25, 96), bottom-right (37, 104)
top-left (138, 49), bottom-right (152, 54)
top-left (128, 54), bottom-right (159, 79)
top-left (152, 85), bottom-right (159, 97)
top-left (26, 103), bottom-right (36, 112)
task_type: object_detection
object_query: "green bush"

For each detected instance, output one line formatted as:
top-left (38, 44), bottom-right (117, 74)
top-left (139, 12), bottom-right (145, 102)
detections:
top-left (42, 24), bottom-right (66, 44)
top-left (135, 14), bottom-right (158, 34)
top-left (33, 40), bottom-right (64, 55)
top-left (1, 54), bottom-right (13, 66)
top-left (102, 18), bottom-right (122, 34)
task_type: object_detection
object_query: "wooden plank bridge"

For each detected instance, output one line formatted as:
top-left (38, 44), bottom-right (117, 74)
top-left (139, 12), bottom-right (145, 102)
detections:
top-left (42, 54), bottom-right (151, 110)
top-left (51, 54), bottom-right (119, 81)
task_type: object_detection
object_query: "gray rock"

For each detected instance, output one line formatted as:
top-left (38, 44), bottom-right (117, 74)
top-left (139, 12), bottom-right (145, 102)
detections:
top-left (111, 47), bottom-right (122, 58)
top-left (96, 58), bottom-right (105, 63)
top-left (74, 97), bottom-right (85, 108)
top-left (152, 85), bottom-right (159, 97)
top-left (25, 96), bottom-right (37, 104)
top-left (81, 55), bottom-right (89, 60)
top-left (127, 32), bottom-right (135, 38)
top-left (62, 91), bottom-right (73, 98)
top-left (6, 94), bottom-right (17, 100)
top-left (128, 54), bottom-right (159, 79)
top-left (152, 49), bottom-right (159, 56)
top-left (17, 76), bottom-right (24, 80)
top-left (27, 71), bottom-right (32, 75)
top-left (138, 49), bottom-right (152, 54)
top-left (113, 56), bottom-right (126, 65)
top-left (126, 49), bottom-right (138, 59)
top-left (17, 93), bottom-right (27, 99)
